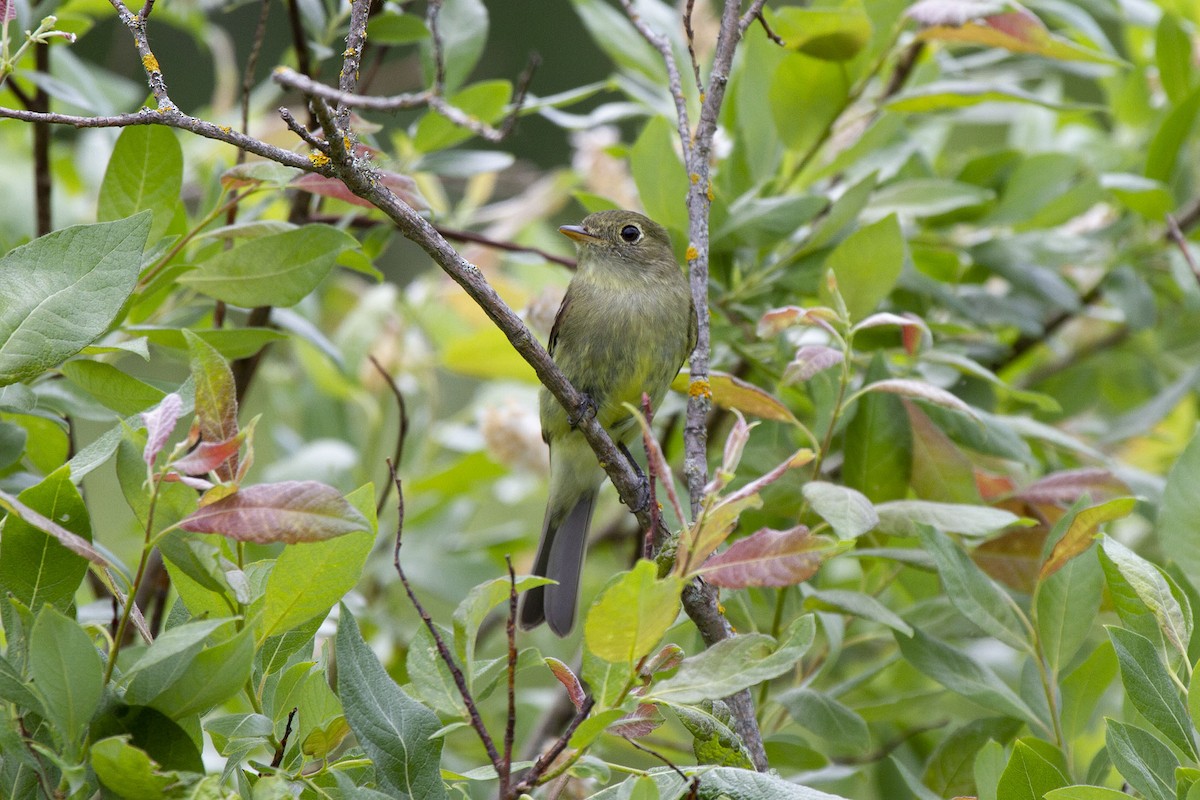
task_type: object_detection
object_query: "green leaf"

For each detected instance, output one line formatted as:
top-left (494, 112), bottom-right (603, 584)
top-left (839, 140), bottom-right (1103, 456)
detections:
top-left (178, 225), bottom-right (360, 307)
top-left (801, 482), bottom-right (878, 539)
top-left (924, 717), bottom-right (1022, 798)
top-left (996, 740), bottom-right (1069, 800)
top-left (0, 654), bottom-right (45, 716)
top-left (419, 0), bottom-right (487, 92)
top-left (0, 466), bottom-right (92, 612)
top-left (585, 560), bottom-right (683, 667)
top-left (1100, 536), bottom-right (1192, 661)
top-left (29, 604), bottom-right (103, 755)
top-left (918, 526), bottom-right (1029, 651)
top-left (1035, 546), bottom-right (1103, 674)
top-left (821, 214), bottom-right (905, 322)
top-left (60, 360), bottom-right (166, 416)
top-left (1060, 642), bottom-right (1116, 740)
top-left (769, 52), bottom-right (849, 155)
top-left (842, 354), bottom-right (911, 502)
top-left (0, 213), bottom-right (151, 386)
top-left (895, 628), bottom-right (1046, 732)
top-left (366, 11), bottom-right (427, 44)
top-left (875, 500), bottom-right (1022, 539)
top-left (581, 649), bottom-right (635, 710)
top-left (1156, 14), bottom-right (1195, 105)
top-left (869, 179), bottom-right (995, 218)
top-left (261, 486), bottom-right (376, 638)
top-left (146, 624), bottom-right (255, 719)
top-left (129, 326), bottom-right (287, 359)
top-left (405, 622), bottom-right (463, 717)
top-left (1146, 85), bottom-right (1200, 183)
top-left (97, 126), bottom-right (182, 242)
top-left (669, 700), bottom-right (754, 768)
top-left (336, 606), bottom-right (446, 800)
top-left (649, 615), bottom-right (815, 704)
top-left (1100, 173), bottom-right (1173, 219)
top-left (770, 4), bottom-right (872, 61)
top-left (451, 574), bottom-right (552, 685)
top-left (90, 736), bottom-right (175, 800)
top-left (887, 80), bottom-right (1097, 113)
top-left (1045, 787), bottom-right (1134, 800)
top-left (570, 0), bottom-right (663, 84)
top-left (1107, 627), bottom-right (1197, 759)
top-left (803, 588), bottom-right (912, 636)
top-left (777, 688), bottom-right (869, 754)
top-left (1158, 426), bottom-right (1200, 589)
top-left (413, 80), bottom-right (512, 152)
top-left (630, 116), bottom-right (689, 236)
top-left (1105, 719), bottom-right (1177, 800)
top-left (124, 618), bottom-right (232, 704)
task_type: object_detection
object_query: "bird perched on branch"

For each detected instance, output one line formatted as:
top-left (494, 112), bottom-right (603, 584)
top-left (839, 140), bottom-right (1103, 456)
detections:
top-left (520, 210), bottom-right (697, 636)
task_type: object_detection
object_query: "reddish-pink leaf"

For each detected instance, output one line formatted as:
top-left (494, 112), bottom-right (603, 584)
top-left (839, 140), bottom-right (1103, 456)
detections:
top-left (0, 489), bottom-right (111, 565)
top-left (178, 481), bottom-right (369, 543)
top-left (2, 0), bottom-right (16, 24)
top-left (545, 657), bottom-right (586, 712)
top-left (756, 305), bottom-right (839, 337)
top-left (163, 472), bottom-right (215, 491)
top-left (641, 643), bottom-right (685, 677)
top-left (783, 345), bottom-right (843, 384)
top-left (861, 378), bottom-right (975, 417)
top-left (697, 527), bottom-right (832, 588)
top-left (170, 431), bottom-right (247, 476)
top-left (290, 171), bottom-right (427, 210)
top-left (141, 392), bottom-right (183, 466)
top-left (1018, 468), bottom-right (1129, 505)
top-left (609, 703), bottom-right (664, 739)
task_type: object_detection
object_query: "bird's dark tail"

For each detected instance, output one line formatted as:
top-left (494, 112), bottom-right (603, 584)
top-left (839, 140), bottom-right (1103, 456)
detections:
top-left (519, 488), bottom-right (596, 636)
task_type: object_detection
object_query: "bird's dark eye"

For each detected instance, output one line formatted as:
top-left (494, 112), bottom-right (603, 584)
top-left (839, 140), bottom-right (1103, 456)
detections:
top-left (620, 224), bottom-right (642, 243)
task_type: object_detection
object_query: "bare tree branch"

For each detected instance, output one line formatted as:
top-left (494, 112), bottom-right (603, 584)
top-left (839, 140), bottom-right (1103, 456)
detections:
top-left (620, 0), bottom-right (771, 772)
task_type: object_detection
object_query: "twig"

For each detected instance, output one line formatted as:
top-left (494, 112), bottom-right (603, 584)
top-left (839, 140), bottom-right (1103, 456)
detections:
top-left (108, 0), bottom-right (173, 110)
top-left (1177, 196), bottom-right (1200, 233)
top-left (335, 0), bottom-right (371, 133)
top-left (501, 557), bottom-right (518, 798)
top-left (0, 106), bottom-right (329, 175)
top-left (1167, 213), bottom-right (1200, 287)
top-left (238, 0), bottom-right (273, 159)
top-left (641, 393), bottom-right (661, 558)
top-left (754, 9), bottom-right (784, 45)
top-left (271, 707), bottom-right (298, 768)
top-left (369, 354), bottom-right (409, 517)
top-left (622, 0), bottom-right (771, 772)
top-left (683, 0), bottom-right (703, 95)
top-left (276, 67), bottom-right (430, 110)
top-left (427, 0), bottom-right (447, 93)
top-left (279, 107), bottom-right (329, 152)
top-left (32, 44), bottom-right (51, 237)
top-left (388, 463), bottom-right (502, 771)
top-left (626, 737), bottom-right (691, 784)
top-left (437, 224), bottom-right (576, 268)
top-left (512, 695), bottom-right (596, 793)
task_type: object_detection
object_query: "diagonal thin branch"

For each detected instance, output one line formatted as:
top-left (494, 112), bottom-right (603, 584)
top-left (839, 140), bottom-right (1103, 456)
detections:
top-left (389, 463), bottom-right (503, 771)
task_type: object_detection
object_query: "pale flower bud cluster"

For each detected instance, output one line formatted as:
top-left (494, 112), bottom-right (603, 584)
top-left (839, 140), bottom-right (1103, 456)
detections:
top-left (480, 395), bottom-right (549, 476)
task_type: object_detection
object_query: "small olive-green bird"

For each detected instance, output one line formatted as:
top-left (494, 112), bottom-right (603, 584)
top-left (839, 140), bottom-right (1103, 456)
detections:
top-left (519, 210), bottom-right (697, 636)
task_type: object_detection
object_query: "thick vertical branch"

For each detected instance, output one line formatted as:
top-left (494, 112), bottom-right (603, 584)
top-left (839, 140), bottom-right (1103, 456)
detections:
top-left (622, 0), bottom-right (771, 771)
top-left (32, 44), bottom-right (51, 236)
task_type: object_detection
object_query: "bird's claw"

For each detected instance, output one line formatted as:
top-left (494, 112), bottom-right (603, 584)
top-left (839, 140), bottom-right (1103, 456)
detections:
top-left (568, 393), bottom-right (598, 428)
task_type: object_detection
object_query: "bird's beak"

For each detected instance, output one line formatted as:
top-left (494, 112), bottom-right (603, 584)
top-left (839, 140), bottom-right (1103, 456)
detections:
top-left (558, 224), bottom-right (601, 244)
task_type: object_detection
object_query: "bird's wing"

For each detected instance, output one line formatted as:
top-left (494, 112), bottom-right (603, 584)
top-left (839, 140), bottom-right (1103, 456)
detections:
top-left (547, 286), bottom-right (573, 357)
